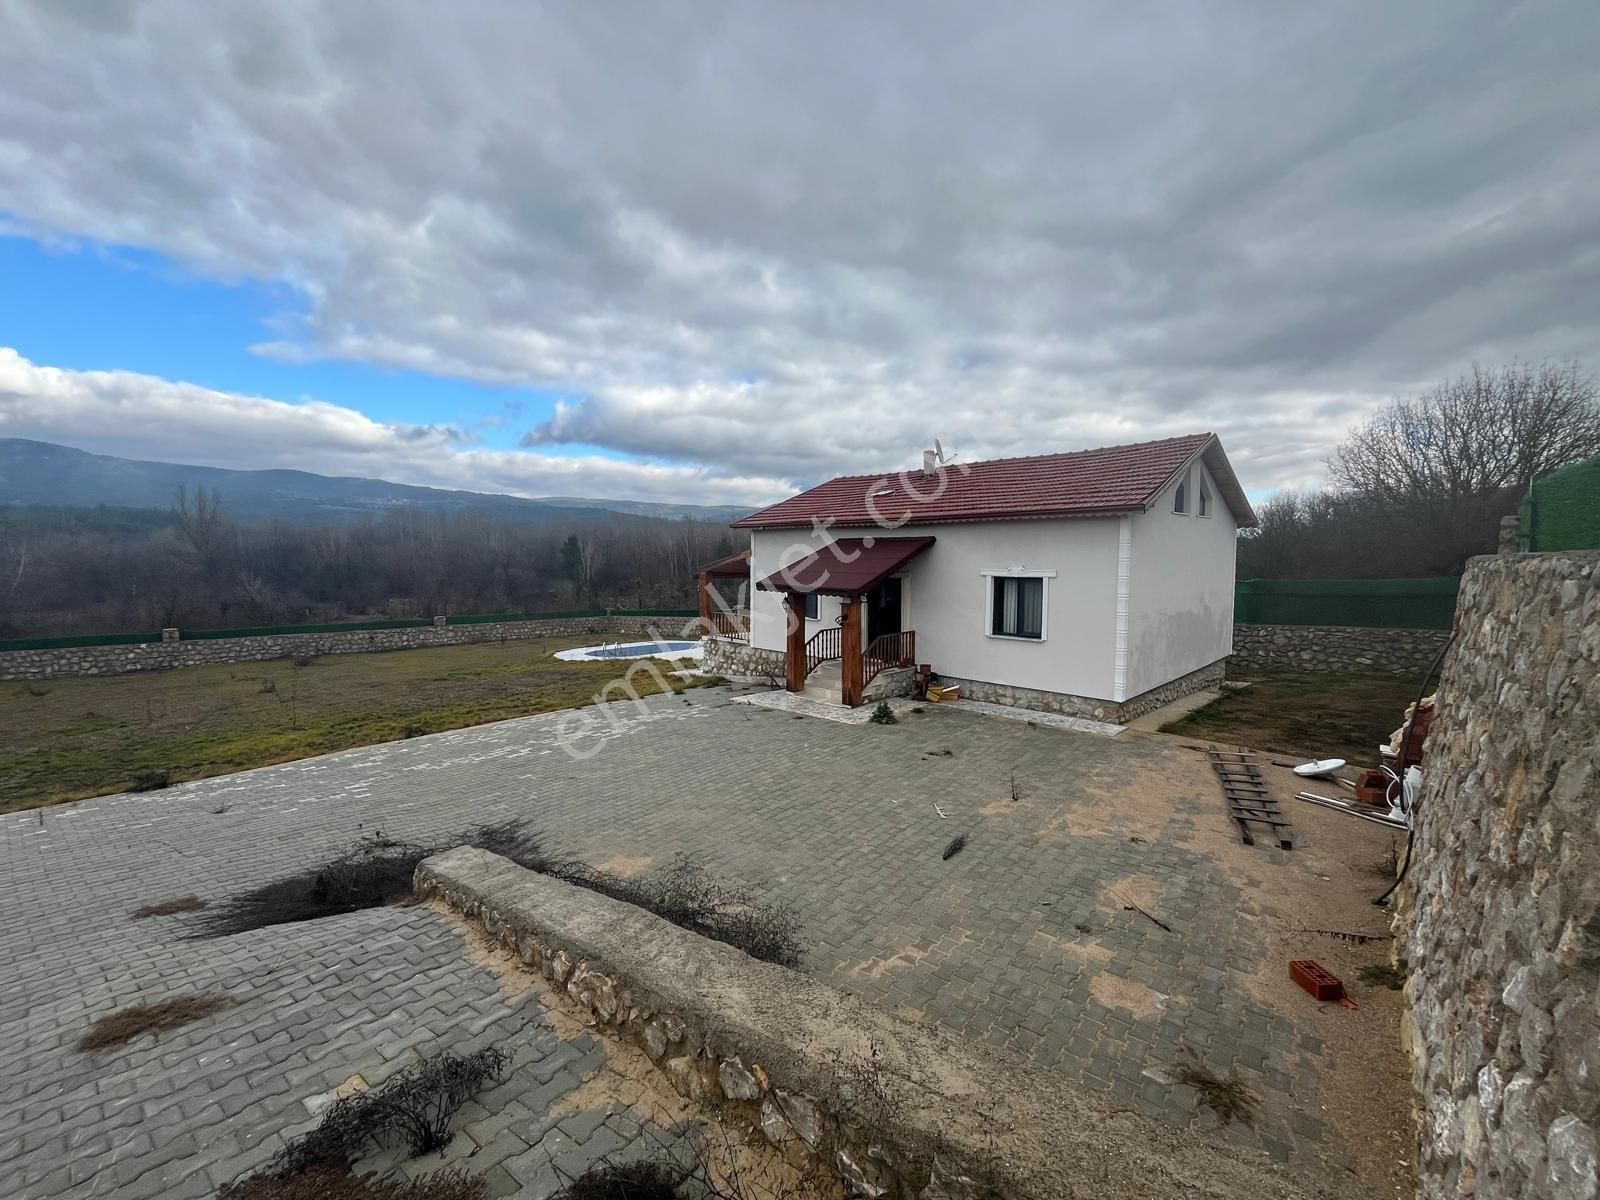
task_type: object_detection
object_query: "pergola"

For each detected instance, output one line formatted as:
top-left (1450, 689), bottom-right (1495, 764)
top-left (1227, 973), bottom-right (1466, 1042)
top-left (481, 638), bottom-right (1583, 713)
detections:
top-left (694, 548), bottom-right (752, 638)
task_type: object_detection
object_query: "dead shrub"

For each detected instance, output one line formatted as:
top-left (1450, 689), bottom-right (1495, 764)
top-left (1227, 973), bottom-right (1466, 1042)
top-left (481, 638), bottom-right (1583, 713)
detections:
top-left (260, 1048), bottom-right (509, 1181)
top-left (131, 895), bottom-right (207, 918)
top-left (220, 1165), bottom-right (485, 1200)
top-left (551, 1161), bottom-right (687, 1199)
top-left (77, 994), bottom-right (232, 1050)
top-left (1172, 1053), bottom-right (1258, 1126)
top-left (195, 821), bottom-right (802, 966)
top-left (192, 823), bottom-right (550, 938)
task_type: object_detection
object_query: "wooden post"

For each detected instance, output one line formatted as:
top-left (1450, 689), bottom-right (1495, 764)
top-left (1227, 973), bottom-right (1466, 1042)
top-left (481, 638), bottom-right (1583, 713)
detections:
top-left (697, 570), bottom-right (714, 630)
top-left (785, 593), bottom-right (807, 692)
top-left (841, 596), bottom-right (864, 706)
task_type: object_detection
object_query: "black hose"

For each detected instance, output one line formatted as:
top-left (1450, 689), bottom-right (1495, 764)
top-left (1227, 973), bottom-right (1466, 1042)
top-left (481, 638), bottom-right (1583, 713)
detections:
top-left (1372, 629), bottom-right (1456, 906)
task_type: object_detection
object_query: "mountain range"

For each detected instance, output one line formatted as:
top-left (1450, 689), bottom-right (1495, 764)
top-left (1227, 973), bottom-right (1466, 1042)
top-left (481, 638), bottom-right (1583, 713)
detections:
top-left (0, 439), bottom-right (754, 525)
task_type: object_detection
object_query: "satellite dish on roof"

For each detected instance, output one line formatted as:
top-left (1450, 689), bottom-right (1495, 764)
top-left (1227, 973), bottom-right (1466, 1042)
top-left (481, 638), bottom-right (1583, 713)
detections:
top-left (934, 437), bottom-right (945, 461)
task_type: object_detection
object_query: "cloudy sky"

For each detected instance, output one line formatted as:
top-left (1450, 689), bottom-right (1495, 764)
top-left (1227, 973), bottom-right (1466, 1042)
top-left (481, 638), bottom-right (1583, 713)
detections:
top-left (1, 2), bottom-right (1596, 507)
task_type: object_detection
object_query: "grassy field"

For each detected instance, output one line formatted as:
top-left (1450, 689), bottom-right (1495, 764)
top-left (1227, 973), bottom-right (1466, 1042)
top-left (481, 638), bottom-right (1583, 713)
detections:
top-left (0, 637), bottom-right (714, 813)
top-left (1161, 668), bottom-right (1420, 765)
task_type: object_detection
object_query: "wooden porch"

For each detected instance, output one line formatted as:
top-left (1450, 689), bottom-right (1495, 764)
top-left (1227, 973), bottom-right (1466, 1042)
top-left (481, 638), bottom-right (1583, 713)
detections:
top-left (790, 614), bottom-right (918, 706)
top-left (757, 535), bottom-right (935, 707)
top-left (695, 548), bottom-right (752, 640)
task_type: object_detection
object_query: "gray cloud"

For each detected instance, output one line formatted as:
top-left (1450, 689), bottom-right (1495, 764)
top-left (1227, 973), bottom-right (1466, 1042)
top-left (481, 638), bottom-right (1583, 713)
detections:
top-left (1, 0), bottom-right (1596, 499)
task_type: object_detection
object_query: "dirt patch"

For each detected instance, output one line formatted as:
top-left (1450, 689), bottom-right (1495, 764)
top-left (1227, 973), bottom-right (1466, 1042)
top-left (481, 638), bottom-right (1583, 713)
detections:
top-left (548, 1052), bottom-right (693, 1130)
top-left (592, 854), bottom-right (653, 877)
top-left (1100, 872), bottom-right (1164, 917)
top-left (1090, 974), bottom-right (1164, 1020)
top-left (1029, 930), bottom-right (1114, 966)
top-left (1030, 755), bottom-right (1192, 843)
top-left (1151, 750), bottom-right (1417, 1198)
top-left (848, 943), bottom-right (930, 980)
top-left (78, 993), bottom-right (233, 1050)
top-left (432, 898), bottom-right (538, 1001)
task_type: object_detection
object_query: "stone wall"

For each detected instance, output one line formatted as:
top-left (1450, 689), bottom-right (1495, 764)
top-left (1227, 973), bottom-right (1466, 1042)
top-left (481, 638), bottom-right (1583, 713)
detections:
top-left (416, 846), bottom-right (1321, 1200)
top-left (699, 634), bottom-right (786, 680)
top-left (1118, 658), bottom-right (1228, 721)
top-left (1403, 551), bottom-right (1599, 1200)
top-left (0, 614), bottom-right (698, 682)
top-left (1230, 622), bottom-right (1452, 675)
top-left (939, 657), bottom-right (1224, 724)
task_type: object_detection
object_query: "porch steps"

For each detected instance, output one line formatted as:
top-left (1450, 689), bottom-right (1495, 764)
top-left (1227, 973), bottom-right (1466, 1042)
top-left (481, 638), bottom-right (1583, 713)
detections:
top-left (802, 660), bottom-right (845, 706)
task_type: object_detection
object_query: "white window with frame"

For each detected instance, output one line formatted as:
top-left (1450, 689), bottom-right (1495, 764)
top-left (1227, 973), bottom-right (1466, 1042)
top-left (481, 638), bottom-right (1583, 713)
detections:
top-left (982, 569), bottom-right (1054, 641)
top-left (1198, 474), bottom-right (1212, 518)
top-left (1172, 469), bottom-right (1189, 514)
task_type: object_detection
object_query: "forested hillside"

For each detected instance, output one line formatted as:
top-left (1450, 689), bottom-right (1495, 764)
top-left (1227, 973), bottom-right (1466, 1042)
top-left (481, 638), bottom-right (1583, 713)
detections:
top-left (0, 495), bottom-right (734, 638)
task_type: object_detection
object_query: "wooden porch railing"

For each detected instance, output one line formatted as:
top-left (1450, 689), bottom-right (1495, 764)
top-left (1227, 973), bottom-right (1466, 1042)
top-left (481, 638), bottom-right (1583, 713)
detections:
top-left (705, 609), bottom-right (750, 639)
top-left (804, 625), bottom-right (842, 676)
top-left (863, 630), bottom-right (916, 686)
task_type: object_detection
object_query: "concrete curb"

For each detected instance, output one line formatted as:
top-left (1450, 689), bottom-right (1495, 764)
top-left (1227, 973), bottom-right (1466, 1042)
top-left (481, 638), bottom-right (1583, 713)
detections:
top-left (416, 847), bottom-right (1333, 1200)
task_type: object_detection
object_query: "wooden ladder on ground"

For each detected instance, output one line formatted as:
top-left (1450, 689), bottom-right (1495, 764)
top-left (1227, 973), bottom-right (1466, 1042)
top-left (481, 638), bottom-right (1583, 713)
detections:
top-left (1207, 747), bottom-right (1294, 850)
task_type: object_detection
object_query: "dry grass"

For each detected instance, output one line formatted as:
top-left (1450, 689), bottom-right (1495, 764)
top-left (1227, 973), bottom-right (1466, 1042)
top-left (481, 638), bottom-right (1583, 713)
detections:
top-left (77, 994), bottom-right (232, 1050)
top-left (1172, 1054), bottom-right (1259, 1126)
top-left (219, 1165), bottom-right (486, 1200)
top-left (131, 895), bottom-right (207, 917)
top-left (0, 635), bottom-right (714, 812)
top-left (1161, 668), bottom-right (1417, 763)
top-left (1358, 959), bottom-right (1409, 990)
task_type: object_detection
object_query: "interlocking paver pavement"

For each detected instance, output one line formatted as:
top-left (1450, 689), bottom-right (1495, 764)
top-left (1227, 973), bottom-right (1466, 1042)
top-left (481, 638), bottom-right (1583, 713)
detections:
top-left (2, 683), bottom-right (1356, 1196)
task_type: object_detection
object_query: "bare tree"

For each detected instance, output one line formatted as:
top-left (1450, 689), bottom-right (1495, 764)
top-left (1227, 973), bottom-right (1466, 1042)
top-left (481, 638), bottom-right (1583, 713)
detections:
top-left (172, 484), bottom-right (232, 579)
top-left (1327, 359), bottom-right (1600, 571)
top-left (1331, 360), bottom-right (1600, 503)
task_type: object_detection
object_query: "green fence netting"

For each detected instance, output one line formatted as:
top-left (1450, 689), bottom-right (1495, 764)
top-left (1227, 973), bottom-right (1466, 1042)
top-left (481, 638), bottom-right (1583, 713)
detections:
top-left (1234, 577), bottom-right (1460, 629)
top-left (0, 608), bottom-right (703, 653)
top-left (1518, 455), bottom-right (1600, 553)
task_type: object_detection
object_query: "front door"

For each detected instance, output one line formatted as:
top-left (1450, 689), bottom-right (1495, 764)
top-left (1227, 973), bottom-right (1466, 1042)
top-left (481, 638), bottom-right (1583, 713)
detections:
top-left (866, 577), bottom-right (903, 644)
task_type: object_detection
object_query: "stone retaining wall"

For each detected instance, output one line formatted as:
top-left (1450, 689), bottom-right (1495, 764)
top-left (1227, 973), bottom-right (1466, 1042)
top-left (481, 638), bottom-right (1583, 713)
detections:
top-left (0, 614), bottom-right (698, 681)
top-left (699, 634), bottom-right (786, 680)
top-left (940, 657), bottom-right (1225, 724)
top-left (1402, 551), bottom-right (1599, 1199)
top-left (415, 846), bottom-right (1322, 1200)
top-left (1118, 658), bottom-right (1229, 721)
top-left (1229, 622), bottom-right (1451, 675)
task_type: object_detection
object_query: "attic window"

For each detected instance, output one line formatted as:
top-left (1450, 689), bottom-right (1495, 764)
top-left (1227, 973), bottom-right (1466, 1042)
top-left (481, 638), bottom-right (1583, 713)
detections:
top-left (1173, 473), bottom-right (1188, 514)
top-left (1198, 477), bottom-right (1212, 518)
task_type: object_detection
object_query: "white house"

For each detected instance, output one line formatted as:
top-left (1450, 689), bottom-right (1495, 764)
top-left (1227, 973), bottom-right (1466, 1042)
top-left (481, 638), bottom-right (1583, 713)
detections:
top-left (698, 433), bottom-right (1256, 722)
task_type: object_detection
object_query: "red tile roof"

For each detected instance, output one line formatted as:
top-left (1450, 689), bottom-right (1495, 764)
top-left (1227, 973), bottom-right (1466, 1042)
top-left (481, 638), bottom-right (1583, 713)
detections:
top-left (734, 433), bottom-right (1256, 530)
top-left (754, 536), bottom-right (936, 596)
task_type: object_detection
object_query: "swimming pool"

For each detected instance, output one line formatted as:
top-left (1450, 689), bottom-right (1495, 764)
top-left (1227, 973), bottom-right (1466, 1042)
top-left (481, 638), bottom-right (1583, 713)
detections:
top-left (554, 639), bottom-right (703, 663)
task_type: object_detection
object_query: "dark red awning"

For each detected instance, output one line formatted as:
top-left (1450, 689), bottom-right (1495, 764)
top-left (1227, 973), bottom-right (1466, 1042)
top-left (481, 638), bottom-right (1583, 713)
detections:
top-left (754, 536), bottom-right (934, 597)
